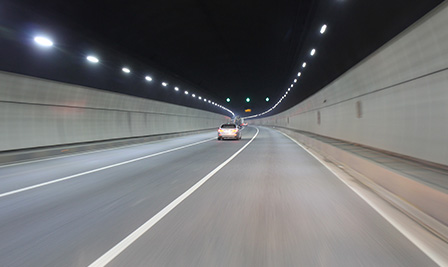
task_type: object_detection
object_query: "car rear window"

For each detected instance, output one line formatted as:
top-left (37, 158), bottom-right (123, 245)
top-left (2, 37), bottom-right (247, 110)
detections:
top-left (221, 124), bottom-right (236, 128)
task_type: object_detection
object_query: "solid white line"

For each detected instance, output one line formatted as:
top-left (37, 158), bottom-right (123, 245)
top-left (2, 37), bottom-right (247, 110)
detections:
top-left (88, 127), bottom-right (260, 267)
top-left (279, 131), bottom-right (447, 267)
top-left (0, 138), bottom-right (215, 199)
top-left (0, 133), bottom-right (216, 169)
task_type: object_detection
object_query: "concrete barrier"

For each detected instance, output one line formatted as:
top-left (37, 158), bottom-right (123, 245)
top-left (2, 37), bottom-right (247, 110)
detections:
top-left (278, 128), bottom-right (448, 232)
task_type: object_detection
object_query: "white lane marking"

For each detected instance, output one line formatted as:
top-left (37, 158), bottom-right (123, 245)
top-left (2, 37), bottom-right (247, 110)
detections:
top-left (0, 138), bottom-right (215, 199)
top-left (88, 127), bottom-right (260, 267)
top-left (0, 133), bottom-right (216, 169)
top-left (279, 131), bottom-right (447, 266)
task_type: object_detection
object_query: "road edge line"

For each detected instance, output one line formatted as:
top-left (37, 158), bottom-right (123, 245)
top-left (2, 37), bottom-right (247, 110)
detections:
top-left (279, 130), bottom-right (447, 266)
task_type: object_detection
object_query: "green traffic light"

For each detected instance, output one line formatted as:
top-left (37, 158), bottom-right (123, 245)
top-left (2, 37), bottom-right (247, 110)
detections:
top-left (265, 97), bottom-right (270, 102)
top-left (246, 97), bottom-right (250, 103)
top-left (226, 98), bottom-right (230, 102)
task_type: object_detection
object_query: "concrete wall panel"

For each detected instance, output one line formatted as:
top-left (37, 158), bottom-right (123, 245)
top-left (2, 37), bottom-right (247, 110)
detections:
top-left (0, 71), bottom-right (227, 151)
top-left (251, 2), bottom-right (448, 166)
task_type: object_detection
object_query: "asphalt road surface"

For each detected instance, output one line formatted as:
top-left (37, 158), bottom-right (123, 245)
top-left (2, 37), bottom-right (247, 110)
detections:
top-left (0, 126), bottom-right (437, 266)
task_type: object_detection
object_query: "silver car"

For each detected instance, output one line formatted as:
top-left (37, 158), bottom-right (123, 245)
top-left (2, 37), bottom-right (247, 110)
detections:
top-left (217, 123), bottom-right (242, 140)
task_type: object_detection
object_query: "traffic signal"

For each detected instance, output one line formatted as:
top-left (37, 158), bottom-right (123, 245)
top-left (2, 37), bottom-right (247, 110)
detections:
top-left (265, 97), bottom-right (270, 102)
top-left (246, 97), bottom-right (250, 103)
top-left (226, 98), bottom-right (230, 102)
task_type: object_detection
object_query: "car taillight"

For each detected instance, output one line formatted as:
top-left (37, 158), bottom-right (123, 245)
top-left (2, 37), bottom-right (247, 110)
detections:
top-left (232, 129), bottom-right (238, 132)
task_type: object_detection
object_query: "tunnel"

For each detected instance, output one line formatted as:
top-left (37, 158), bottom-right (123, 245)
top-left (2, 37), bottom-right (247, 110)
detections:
top-left (0, 1), bottom-right (447, 266)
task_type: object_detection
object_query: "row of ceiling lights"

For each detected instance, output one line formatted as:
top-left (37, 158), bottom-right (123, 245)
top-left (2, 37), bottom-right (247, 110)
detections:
top-left (32, 35), bottom-right (235, 117)
top-left (243, 24), bottom-right (327, 120)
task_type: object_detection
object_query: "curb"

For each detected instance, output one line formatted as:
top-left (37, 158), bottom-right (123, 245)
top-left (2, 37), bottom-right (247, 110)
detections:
top-left (274, 127), bottom-right (448, 244)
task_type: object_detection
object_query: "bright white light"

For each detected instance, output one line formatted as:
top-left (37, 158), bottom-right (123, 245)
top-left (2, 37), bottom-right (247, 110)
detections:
top-left (122, 67), bottom-right (130, 73)
top-left (145, 76), bottom-right (152, 81)
top-left (198, 96), bottom-right (202, 100)
top-left (185, 91), bottom-right (189, 95)
top-left (310, 49), bottom-right (316, 56)
top-left (294, 79), bottom-right (297, 83)
top-left (192, 94), bottom-right (196, 97)
top-left (288, 88), bottom-right (291, 91)
top-left (87, 56), bottom-right (99, 63)
top-left (297, 72), bottom-right (302, 77)
top-left (208, 100), bottom-right (211, 103)
top-left (204, 98), bottom-right (207, 102)
top-left (162, 82), bottom-right (168, 87)
top-left (302, 62), bottom-right (307, 68)
top-left (174, 87), bottom-right (179, 91)
top-left (34, 36), bottom-right (53, 47)
top-left (291, 84), bottom-right (293, 87)
top-left (320, 24), bottom-right (327, 34)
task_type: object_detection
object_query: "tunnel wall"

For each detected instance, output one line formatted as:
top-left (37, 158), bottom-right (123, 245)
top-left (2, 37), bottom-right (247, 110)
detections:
top-left (251, 2), bottom-right (448, 166)
top-left (0, 71), bottom-right (228, 152)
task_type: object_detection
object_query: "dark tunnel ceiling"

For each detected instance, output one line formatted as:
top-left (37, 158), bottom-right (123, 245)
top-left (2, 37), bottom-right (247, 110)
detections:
top-left (2, 0), bottom-right (444, 117)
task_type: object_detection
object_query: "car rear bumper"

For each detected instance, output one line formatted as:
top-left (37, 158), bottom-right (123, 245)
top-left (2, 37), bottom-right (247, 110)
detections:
top-left (218, 132), bottom-right (240, 139)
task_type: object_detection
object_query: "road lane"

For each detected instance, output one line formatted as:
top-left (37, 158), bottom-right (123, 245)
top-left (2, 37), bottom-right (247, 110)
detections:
top-left (0, 132), bottom-right (217, 195)
top-left (0, 127), bottom-right (257, 266)
top-left (0, 126), bottom-right (438, 266)
top-left (107, 126), bottom-right (436, 267)
top-left (89, 128), bottom-right (259, 266)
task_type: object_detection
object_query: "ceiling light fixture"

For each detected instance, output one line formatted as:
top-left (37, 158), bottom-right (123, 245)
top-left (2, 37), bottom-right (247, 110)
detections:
top-left (320, 24), bottom-right (327, 34)
top-left (87, 56), bottom-right (99, 63)
top-left (34, 36), bottom-right (53, 47)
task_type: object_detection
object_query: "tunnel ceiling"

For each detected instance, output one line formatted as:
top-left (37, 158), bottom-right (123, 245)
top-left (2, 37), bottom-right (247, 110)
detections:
top-left (1, 0), bottom-right (444, 117)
